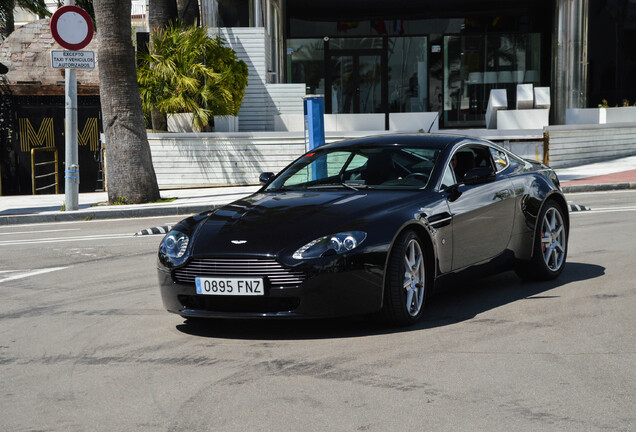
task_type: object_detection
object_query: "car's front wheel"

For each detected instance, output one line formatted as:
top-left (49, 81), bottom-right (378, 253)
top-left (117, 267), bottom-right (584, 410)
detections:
top-left (516, 200), bottom-right (568, 281)
top-left (382, 230), bottom-right (428, 326)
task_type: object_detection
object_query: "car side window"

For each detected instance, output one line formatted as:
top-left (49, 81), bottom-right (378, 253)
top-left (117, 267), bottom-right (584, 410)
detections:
top-left (441, 163), bottom-right (456, 189)
top-left (450, 145), bottom-right (495, 182)
top-left (489, 147), bottom-right (509, 172)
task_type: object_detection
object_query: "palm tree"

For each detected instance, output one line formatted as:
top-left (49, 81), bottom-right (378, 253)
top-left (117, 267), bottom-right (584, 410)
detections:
top-left (0, 0), bottom-right (50, 39)
top-left (137, 22), bottom-right (248, 131)
top-left (93, 0), bottom-right (160, 204)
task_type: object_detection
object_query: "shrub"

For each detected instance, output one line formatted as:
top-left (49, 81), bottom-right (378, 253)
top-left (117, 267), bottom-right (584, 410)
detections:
top-left (137, 22), bottom-right (248, 131)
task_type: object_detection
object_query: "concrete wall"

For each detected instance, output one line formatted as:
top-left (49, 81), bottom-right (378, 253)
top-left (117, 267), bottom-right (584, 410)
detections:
top-left (147, 130), bottom-right (544, 189)
top-left (545, 123), bottom-right (636, 168)
top-left (148, 132), bottom-right (305, 188)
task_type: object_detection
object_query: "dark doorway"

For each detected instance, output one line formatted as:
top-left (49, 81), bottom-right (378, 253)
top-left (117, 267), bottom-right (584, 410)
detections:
top-left (4, 96), bottom-right (103, 195)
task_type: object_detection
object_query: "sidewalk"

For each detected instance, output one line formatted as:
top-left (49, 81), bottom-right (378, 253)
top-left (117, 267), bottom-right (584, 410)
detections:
top-left (0, 156), bottom-right (635, 225)
top-left (557, 155), bottom-right (636, 192)
top-left (0, 186), bottom-right (260, 225)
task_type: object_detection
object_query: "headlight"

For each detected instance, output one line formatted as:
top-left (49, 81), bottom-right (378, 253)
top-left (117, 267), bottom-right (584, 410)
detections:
top-left (159, 230), bottom-right (190, 267)
top-left (293, 231), bottom-right (367, 259)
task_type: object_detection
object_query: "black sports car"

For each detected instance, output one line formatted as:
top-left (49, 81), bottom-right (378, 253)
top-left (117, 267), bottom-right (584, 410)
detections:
top-left (158, 134), bottom-right (569, 326)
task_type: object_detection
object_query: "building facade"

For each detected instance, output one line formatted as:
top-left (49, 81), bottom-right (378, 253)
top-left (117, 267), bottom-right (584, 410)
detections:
top-left (202, 0), bottom-right (635, 128)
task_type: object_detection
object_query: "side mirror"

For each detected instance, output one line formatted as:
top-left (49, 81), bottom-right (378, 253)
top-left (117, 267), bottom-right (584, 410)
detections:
top-left (259, 172), bottom-right (275, 185)
top-left (462, 166), bottom-right (496, 185)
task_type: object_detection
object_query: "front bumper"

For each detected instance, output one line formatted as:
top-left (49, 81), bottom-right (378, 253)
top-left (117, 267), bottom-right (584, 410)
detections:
top-left (158, 255), bottom-right (385, 319)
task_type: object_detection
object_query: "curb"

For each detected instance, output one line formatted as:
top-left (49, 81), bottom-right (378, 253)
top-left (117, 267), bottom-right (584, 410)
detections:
top-left (561, 182), bottom-right (636, 193)
top-left (0, 204), bottom-right (218, 226)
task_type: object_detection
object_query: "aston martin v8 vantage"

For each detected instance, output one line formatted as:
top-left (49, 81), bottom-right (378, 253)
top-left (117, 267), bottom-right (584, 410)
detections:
top-left (158, 134), bottom-right (569, 326)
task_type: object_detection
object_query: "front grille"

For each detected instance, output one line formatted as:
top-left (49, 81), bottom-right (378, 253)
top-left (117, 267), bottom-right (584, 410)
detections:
top-left (173, 258), bottom-right (306, 288)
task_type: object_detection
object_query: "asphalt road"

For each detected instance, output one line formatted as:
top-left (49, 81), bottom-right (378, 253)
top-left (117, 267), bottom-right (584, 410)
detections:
top-left (1, 191), bottom-right (634, 432)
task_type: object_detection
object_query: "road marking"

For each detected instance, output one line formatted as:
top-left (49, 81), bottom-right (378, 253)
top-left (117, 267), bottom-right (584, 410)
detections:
top-left (572, 206), bottom-right (636, 214)
top-left (0, 228), bottom-right (81, 236)
top-left (0, 215), bottom-right (182, 229)
top-left (0, 267), bottom-right (68, 284)
top-left (135, 225), bottom-right (173, 236)
top-left (568, 204), bottom-right (591, 212)
top-left (0, 233), bottom-right (139, 246)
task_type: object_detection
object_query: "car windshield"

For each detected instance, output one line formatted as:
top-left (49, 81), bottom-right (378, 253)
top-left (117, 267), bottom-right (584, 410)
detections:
top-left (266, 146), bottom-right (440, 191)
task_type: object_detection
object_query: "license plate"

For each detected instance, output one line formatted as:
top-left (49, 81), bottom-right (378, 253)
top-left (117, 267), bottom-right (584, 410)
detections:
top-left (195, 277), bottom-right (264, 296)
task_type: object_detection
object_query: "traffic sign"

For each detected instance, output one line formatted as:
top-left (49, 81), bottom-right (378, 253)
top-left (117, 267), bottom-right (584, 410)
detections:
top-left (50, 5), bottom-right (94, 51)
top-left (51, 50), bottom-right (95, 69)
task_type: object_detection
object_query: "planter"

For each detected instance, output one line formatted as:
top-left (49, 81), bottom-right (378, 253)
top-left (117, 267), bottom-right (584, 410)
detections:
top-left (214, 115), bottom-right (239, 132)
top-left (566, 107), bottom-right (636, 125)
top-left (167, 113), bottom-right (194, 133)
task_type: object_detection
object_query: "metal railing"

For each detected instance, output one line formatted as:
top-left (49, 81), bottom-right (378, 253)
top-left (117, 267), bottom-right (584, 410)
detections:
top-left (31, 147), bottom-right (59, 195)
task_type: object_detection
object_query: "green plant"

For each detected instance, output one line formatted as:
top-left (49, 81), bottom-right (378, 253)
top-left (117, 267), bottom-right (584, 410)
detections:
top-left (598, 98), bottom-right (636, 108)
top-left (60, 202), bottom-right (66, 211)
top-left (112, 196), bottom-right (128, 205)
top-left (150, 197), bottom-right (177, 203)
top-left (137, 22), bottom-right (249, 131)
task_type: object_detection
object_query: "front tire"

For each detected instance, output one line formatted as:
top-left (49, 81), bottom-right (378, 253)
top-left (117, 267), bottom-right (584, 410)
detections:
top-left (516, 200), bottom-right (568, 281)
top-left (382, 230), bottom-right (429, 326)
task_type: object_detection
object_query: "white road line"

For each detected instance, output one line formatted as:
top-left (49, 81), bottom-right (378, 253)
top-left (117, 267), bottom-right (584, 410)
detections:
top-left (572, 206), bottom-right (636, 214)
top-left (0, 233), bottom-right (138, 246)
top-left (0, 215), bottom-right (182, 229)
top-left (0, 228), bottom-right (81, 236)
top-left (0, 267), bottom-right (68, 284)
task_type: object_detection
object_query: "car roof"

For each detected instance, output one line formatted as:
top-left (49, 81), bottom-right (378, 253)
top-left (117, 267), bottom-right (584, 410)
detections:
top-left (320, 133), bottom-right (485, 151)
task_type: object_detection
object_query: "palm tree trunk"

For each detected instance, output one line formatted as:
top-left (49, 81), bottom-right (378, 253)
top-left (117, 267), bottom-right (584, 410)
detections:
top-left (149, 0), bottom-right (177, 31)
top-left (177, 0), bottom-right (199, 26)
top-left (94, 0), bottom-right (160, 204)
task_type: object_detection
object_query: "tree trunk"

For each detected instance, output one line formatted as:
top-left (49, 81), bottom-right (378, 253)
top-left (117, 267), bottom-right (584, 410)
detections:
top-left (94, 0), bottom-right (160, 204)
top-left (3, 0), bottom-right (16, 37)
top-left (148, 0), bottom-right (177, 32)
top-left (177, 0), bottom-right (199, 26)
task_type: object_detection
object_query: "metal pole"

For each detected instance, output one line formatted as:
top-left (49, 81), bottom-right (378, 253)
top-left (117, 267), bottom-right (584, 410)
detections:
top-left (64, 0), bottom-right (79, 210)
top-left (553, 0), bottom-right (589, 125)
top-left (253, 0), bottom-right (262, 27)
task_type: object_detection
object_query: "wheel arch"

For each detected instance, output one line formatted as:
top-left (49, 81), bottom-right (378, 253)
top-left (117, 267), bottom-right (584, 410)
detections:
top-left (529, 192), bottom-right (570, 260)
top-left (381, 222), bottom-right (437, 306)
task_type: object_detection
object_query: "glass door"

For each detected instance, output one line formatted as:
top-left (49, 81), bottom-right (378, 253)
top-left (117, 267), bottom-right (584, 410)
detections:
top-left (327, 52), bottom-right (383, 113)
top-left (443, 33), bottom-right (542, 128)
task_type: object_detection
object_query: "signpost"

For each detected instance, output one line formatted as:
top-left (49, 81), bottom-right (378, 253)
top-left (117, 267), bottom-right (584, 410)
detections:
top-left (49, 3), bottom-right (94, 211)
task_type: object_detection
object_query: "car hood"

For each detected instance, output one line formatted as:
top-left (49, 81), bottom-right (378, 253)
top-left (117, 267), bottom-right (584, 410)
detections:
top-left (191, 190), bottom-right (421, 256)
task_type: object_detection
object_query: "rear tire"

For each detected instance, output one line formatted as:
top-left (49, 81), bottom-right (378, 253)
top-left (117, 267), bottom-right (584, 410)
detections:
top-left (516, 200), bottom-right (568, 281)
top-left (381, 230), bottom-right (429, 326)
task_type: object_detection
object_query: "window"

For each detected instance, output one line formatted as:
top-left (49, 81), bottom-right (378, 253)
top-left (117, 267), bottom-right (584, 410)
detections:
top-left (441, 164), bottom-right (457, 189)
top-left (443, 33), bottom-right (542, 127)
top-left (449, 145), bottom-right (495, 182)
top-left (489, 147), bottom-right (509, 172)
top-left (267, 146), bottom-right (440, 191)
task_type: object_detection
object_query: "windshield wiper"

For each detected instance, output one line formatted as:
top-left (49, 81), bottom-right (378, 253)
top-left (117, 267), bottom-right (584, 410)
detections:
top-left (306, 182), bottom-right (365, 191)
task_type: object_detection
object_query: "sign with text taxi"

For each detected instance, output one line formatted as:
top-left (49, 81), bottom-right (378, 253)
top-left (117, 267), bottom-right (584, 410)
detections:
top-left (51, 50), bottom-right (95, 69)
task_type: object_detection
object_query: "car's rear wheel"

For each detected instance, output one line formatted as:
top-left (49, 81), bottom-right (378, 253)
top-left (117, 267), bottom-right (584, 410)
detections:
top-left (516, 200), bottom-right (568, 281)
top-left (382, 230), bottom-right (428, 326)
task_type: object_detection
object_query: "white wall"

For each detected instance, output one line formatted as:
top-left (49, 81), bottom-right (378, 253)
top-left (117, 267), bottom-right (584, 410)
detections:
top-left (217, 28), bottom-right (306, 132)
top-left (546, 123), bottom-right (636, 168)
top-left (147, 131), bottom-right (546, 188)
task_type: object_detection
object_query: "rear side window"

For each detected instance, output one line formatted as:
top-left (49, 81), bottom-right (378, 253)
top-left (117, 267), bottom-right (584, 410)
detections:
top-left (489, 147), bottom-right (509, 172)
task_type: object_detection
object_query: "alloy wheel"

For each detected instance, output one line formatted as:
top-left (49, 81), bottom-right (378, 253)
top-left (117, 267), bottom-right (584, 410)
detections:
top-left (541, 207), bottom-right (566, 271)
top-left (403, 239), bottom-right (425, 317)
